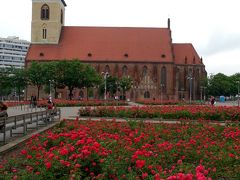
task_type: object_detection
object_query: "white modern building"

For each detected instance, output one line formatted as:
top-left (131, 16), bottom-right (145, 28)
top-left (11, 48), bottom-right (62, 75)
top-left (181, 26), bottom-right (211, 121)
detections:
top-left (0, 36), bottom-right (30, 69)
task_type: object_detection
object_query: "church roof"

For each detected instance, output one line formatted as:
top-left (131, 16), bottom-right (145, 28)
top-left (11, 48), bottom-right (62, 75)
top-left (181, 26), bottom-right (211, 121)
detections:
top-left (26, 26), bottom-right (174, 63)
top-left (173, 43), bottom-right (203, 65)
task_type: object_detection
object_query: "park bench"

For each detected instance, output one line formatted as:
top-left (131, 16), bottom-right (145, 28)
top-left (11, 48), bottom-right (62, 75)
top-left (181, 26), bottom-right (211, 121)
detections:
top-left (0, 108), bottom-right (61, 144)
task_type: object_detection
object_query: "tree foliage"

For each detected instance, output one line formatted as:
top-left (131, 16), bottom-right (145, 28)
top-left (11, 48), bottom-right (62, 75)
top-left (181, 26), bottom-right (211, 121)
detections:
top-left (9, 68), bottom-right (28, 100)
top-left (99, 76), bottom-right (117, 98)
top-left (27, 62), bottom-right (46, 100)
top-left (119, 76), bottom-right (133, 98)
top-left (25, 60), bottom-right (101, 100)
top-left (207, 73), bottom-right (240, 97)
top-left (0, 68), bottom-right (12, 99)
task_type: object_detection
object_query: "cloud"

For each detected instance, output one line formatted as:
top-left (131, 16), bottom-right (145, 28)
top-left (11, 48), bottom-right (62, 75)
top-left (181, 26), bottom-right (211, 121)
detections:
top-left (204, 49), bottom-right (240, 75)
top-left (199, 31), bottom-right (240, 56)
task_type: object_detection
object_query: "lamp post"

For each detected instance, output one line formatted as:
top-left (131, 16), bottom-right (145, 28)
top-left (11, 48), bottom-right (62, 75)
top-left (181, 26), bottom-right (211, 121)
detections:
top-left (187, 76), bottom-right (193, 104)
top-left (102, 72), bottom-right (109, 100)
top-left (203, 87), bottom-right (206, 102)
top-left (237, 80), bottom-right (240, 107)
top-left (49, 80), bottom-right (54, 98)
top-left (180, 88), bottom-right (184, 101)
top-left (134, 85), bottom-right (138, 101)
top-left (200, 86), bottom-right (203, 104)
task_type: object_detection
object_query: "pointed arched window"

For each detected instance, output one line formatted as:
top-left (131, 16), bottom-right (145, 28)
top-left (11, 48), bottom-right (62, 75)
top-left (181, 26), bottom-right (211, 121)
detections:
top-left (142, 66), bottom-right (148, 78)
top-left (42, 28), bottom-right (47, 39)
top-left (144, 91), bottom-right (150, 99)
top-left (61, 9), bottom-right (63, 24)
top-left (105, 65), bottom-right (110, 73)
top-left (161, 66), bottom-right (167, 89)
top-left (41, 4), bottom-right (50, 20)
top-left (122, 65), bottom-right (128, 76)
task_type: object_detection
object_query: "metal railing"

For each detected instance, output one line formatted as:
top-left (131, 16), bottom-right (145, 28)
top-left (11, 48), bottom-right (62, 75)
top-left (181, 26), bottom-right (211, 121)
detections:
top-left (0, 108), bottom-right (61, 144)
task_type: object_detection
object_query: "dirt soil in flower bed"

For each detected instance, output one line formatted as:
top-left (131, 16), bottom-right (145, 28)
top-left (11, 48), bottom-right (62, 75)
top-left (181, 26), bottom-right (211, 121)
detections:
top-left (0, 119), bottom-right (239, 179)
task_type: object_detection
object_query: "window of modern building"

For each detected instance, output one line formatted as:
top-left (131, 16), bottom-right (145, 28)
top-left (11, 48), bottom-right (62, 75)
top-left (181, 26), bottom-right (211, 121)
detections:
top-left (41, 4), bottom-right (50, 20)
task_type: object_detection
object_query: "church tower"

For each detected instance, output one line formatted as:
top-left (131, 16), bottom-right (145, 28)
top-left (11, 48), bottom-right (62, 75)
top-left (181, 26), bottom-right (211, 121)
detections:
top-left (31, 0), bottom-right (67, 44)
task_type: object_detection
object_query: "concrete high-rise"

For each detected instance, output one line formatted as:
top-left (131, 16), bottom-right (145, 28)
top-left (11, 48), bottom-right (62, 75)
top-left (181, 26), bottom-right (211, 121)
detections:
top-left (0, 36), bottom-right (30, 69)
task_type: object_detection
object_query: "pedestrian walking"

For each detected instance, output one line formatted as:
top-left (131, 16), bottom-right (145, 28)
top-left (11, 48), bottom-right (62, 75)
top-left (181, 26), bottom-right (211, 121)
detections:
top-left (210, 96), bottom-right (215, 106)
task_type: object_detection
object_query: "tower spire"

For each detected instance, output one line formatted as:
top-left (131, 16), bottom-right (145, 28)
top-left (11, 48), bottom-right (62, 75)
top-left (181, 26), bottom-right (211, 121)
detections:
top-left (168, 18), bottom-right (171, 29)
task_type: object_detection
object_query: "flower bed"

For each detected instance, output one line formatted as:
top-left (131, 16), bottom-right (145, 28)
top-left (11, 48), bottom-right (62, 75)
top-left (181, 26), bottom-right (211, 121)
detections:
top-left (136, 99), bottom-right (181, 105)
top-left (37, 99), bottom-right (128, 107)
top-left (0, 120), bottom-right (239, 179)
top-left (136, 99), bottom-right (204, 105)
top-left (79, 106), bottom-right (240, 121)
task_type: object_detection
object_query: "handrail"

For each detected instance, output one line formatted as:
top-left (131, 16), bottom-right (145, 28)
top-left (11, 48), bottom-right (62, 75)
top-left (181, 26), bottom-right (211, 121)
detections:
top-left (0, 108), bottom-right (61, 144)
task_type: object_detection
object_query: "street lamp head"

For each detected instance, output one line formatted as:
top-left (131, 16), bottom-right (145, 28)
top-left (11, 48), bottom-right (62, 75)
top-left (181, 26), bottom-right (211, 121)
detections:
top-left (102, 71), bottom-right (109, 76)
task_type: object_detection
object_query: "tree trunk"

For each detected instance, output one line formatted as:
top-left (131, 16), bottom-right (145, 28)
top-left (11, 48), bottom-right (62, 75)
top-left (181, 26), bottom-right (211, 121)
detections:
top-left (86, 88), bottom-right (89, 100)
top-left (54, 86), bottom-right (57, 99)
top-left (37, 85), bottom-right (40, 100)
top-left (69, 87), bottom-right (73, 100)
top-left (17, 88), bottom-right (21, 101)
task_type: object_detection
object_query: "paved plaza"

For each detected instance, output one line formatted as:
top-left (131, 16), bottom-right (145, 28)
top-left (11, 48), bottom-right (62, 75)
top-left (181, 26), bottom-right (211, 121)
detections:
top-left (1, 100), bottom-right (238, 156)
top-left (6, 100), bottom-right (239, 119)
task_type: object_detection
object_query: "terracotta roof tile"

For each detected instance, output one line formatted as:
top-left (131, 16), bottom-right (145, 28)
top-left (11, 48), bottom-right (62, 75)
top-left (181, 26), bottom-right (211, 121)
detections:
top-left (26, 26), bottom-right (174, 63)
top-left (173, 43), bottom-right (202, 65)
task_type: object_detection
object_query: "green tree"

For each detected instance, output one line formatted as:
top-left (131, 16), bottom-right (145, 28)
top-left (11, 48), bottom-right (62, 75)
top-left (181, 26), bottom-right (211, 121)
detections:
top-left (42, 61), bottom-right (62, 98)
top-left (229, 73), bottom-right (240, 96)
top-left (9, 68), bottom-right (28, 101)
top-left (119, 76), bottom-right (133, 100)
top-left (27, 62), bottom-right (46, 100)
top-left (82, 65), bottom-right (102, 100)
top-left (99, 76), bottom-right (118, 99)
top-left (207, 73), bottom-right (231, 97)
top-left (0, 68), bottom-right (12, 99)
top-left (56, 60), bottom-right (85, 100)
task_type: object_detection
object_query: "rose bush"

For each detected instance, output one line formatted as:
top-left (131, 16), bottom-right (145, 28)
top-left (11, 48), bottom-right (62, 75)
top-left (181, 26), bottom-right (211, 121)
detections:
top-left (37, 99), bottom-right (128, 107)
top-left (0, 119), bottom-right (239, 179)
top-left (79, 105), bottom-right (240, 121)
top-left (136, 99), bottom-right (203, 105)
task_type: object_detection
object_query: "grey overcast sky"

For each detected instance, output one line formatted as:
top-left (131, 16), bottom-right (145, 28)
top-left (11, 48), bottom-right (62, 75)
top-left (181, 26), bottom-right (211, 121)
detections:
top-left (0, 0), bottom-right (240, 75)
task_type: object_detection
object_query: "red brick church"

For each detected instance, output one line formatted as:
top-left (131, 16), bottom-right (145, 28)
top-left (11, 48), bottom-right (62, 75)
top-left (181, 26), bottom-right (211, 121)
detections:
top-left (26, 0), bottom-right (207, 101)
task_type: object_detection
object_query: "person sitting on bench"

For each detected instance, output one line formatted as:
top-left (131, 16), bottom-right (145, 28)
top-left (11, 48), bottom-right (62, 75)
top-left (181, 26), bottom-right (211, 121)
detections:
top-left (0, 101), bottom-right (8, 129)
